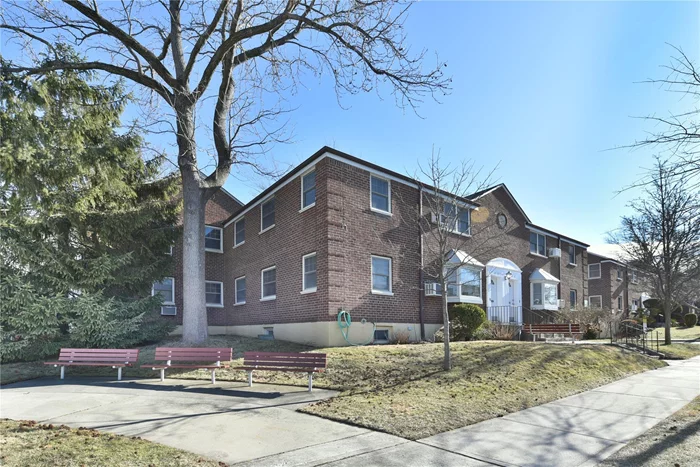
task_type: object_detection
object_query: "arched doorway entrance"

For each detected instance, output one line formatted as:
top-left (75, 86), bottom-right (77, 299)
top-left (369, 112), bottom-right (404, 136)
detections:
top-left (486, 258), bottom-right (522, 324)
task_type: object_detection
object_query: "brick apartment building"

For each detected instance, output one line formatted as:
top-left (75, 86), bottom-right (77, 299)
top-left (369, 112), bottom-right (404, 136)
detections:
top-left (587, 252), bottom-right (653, 314)
top-left (153, 147), bottom-right (648, 347)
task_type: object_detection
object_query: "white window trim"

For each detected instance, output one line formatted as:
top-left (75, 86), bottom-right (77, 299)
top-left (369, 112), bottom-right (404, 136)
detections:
top-left (205, 280), bottom-right (224, 307)
top-left (166, 245), bottom-right (174, 255)
top-left (152, 277), bottom-right (176, 305)
top-left (588, 263), bottom-right (601, 280)
top-left (204, 225), bottom-right (223, 253)
top-left (630, 271), bottom-right (639, 284)
top-left (530, 281), bottom-right (558, 311)
top-left (529, 232), bottom-right (547, 258)
top-left (234, 276), bottom-right (246, 306)
top-left (234, 218), bottom-right (245, 248)
top-left (568, 245), bottom-right (576, 265)
top-left (260, 266), bottom-right (277, 301)
top-left (589, 295), bottom-right (603, 309)
top-left (616, 269), bottom-right (623, 281)
top-left (369, 174), bottom-right (392, 216)
top-left (569, 289), bottom-right (577, 310)
top-left (301, 252), bottom-right (317, 294)
top-left (371, 255), bottom-right (393, 295)
top-left (260, 197), bottom-right (276, 234)
top-left (300, 167), bottom-right (316, 212)
top-left (445, 265), bottom-right (483, 304)
top-left (617, 295), bottom-right (623, 310)
top-left (440, 202), bottom-right (472, 237)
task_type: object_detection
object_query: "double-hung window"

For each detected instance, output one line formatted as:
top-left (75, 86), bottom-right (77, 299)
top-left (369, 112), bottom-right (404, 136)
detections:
top-left (261, 266), bottom-right (277, 300)
top-left (205, 226), bottom-right (223, 252)
top-left (617, 295), bottom-right (623, 310)
top-left (588, 263), bottom-right (601, 279)
top-left (301, 170), bottom-right (316, 210)
top-left (261, 198), bottom-right (275, 232)
top-left (529, 232), bottom-right (546, 257)
top-left (570, 289), bottom-right (577, 309)
top-left (302, 253), bottom-right (317, 292)
top-left (568, 245), bottom-right (576, 265)
top-left (370, 175), bottom-right (390, 214)
top-left (589, 295), bottom-right (602, 309)
top-left (371, 255), bottom-right (392, 294)
top-left (631, 271), bottom-right (638, 283)
top-left (234, 218), bottom-right (245, 246)
top-left (617, 269), bottom-right (623, 281)
top-left (205, 281), bottom-right (223, 307)
top-left (235, 276), bottom-right (246, 305)
top-left (153, 277), bottom-right (176, 315)
top-left (441, 202), bottom-right (470, 235)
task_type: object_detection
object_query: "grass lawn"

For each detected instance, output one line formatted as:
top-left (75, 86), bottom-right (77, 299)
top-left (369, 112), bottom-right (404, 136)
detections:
top-left (0, 419), bottom-right (223, 467)
top-left (1, 337), bottom-right (665, 440)
top-left (646, 326), bottom-right (700, 341)
top-left (599, 396), bottom-right (700, 467)
top-left (657, 344), bottom-right (700, 360)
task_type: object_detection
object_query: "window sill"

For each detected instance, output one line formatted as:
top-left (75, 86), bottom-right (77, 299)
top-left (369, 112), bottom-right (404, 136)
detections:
top-left (447, 296), bottom-right (483, 305)
top-left (205, 248), bottom-right (223, 254)
top-left (529, 252), bottom-right (548, 259)
top-left (259, 225), bottom-right (275, 235)
top-left (260, 296), bottom-right (276, 302)
top-left (531, 305), bottom-right (559, 311)
top-left (300, 288), bottom-right (317, 295)
top-left (299, 203), bottom-right (315, 213)
top-left (370, 207), bottom-right (392, 217)
top-left (233, 241), bottom-right (245, 249)
top-left (589, 276), bottom-right (601, 280)
top-left (234, 302), bottom-right (246, 306)
top-left (568, 263), bottom-right (577, 267)
top-left (206, 304), bottom-right (224, 308)
top-left (371, 290), bottom-right (394, 296)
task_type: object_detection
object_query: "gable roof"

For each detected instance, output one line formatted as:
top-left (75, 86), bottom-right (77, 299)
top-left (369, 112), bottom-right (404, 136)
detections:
top-left (222, 146), bottom-right (481, 227)
top-left (468, 183), bottom-right (532, 223)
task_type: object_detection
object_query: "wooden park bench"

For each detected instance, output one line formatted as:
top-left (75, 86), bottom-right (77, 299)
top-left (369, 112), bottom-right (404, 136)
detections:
top-left (522, 323), bottom-right (582, 340)
top-left (237, 351), bottom-right (327, 392)
top-left (44, 348), bottom-right (140, 381)
top-left (142, 347), bottom-right (232, 384)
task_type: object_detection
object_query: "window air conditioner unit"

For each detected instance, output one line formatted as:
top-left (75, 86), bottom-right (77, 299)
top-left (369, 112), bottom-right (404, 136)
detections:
top-left (557, 299), bottom-right (566, 309)
top-left (430, 212), bottom-right (439, 224)
top-left (424, 283), bottom-right (440, 296)
top-left (549, 248), bottom-right (561, 258)
top-left (161, 305), bottom-right (177, 316)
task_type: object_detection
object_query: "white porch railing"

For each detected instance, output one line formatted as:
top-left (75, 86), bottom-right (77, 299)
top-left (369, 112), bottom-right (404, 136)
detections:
top-left (487, 306), bottom-right (522, 325)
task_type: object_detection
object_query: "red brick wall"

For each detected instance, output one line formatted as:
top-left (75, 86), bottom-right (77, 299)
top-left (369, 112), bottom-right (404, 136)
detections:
top-left (163, 190), bottom-right (242, 325)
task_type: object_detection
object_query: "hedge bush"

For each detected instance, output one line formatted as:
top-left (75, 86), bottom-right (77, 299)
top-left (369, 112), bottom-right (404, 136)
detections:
top-left (449, 304), bottom-right (486, 341)
top-left (684, 313), bottom-right (698, 328)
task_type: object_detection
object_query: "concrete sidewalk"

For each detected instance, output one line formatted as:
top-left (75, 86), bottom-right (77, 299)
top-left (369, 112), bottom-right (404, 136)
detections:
top-left (419, 356), bottom-right (700, 467)
top-left (1, 357), bottom-right (698, 466)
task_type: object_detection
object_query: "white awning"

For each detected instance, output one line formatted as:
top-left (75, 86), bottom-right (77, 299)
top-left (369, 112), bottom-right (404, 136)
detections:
top-left (530, 268), bottom-right (559, 283)
top-left (447, 249), bottom-right (485, 268)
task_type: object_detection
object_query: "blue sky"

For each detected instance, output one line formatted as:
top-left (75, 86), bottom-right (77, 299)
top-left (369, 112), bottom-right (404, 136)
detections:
top-left (221, 1), bottom-right (699, 246)
top-left (3, 1), bottom-right (698, 246)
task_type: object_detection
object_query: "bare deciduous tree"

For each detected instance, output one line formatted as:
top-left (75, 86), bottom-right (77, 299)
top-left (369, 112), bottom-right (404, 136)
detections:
top-left (393, 150), bottom-right (500, 370)
top-left (608, 158), bottom-right (700, 345)
top-left (0, 0), bottom-right (450, 343)
top-left (624, 45), bottom-right (700, 189)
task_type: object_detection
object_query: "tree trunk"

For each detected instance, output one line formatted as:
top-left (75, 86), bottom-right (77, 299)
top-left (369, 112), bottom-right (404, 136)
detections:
top-left (442, 286), bottom-right (451, 370)
top-left (175, 100), bottom-right (209, 344)
top-left (663, 296), bottom-right (672, 345)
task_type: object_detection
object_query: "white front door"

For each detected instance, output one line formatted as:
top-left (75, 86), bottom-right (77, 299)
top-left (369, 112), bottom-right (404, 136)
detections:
top-left (486, 258), bottom-right (523, 324)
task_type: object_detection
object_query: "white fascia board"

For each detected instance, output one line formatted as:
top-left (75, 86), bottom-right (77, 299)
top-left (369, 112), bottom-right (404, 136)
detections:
top-left (526, 224), bottom-right (588, 249)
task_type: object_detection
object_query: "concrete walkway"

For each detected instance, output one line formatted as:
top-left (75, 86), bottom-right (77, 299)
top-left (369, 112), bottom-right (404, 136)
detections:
top-left (1, 357), bottom-right (699, 466)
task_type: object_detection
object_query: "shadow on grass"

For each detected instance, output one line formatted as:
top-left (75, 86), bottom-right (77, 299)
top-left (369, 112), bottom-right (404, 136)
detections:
top-left (603, 417), bottom-right (700, 466)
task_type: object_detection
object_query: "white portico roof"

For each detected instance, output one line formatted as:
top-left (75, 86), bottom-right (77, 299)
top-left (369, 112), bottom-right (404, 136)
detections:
top-left (447, 250), bottom-right (485, 268)
top-left (530, 268), bottom-right (559, 283)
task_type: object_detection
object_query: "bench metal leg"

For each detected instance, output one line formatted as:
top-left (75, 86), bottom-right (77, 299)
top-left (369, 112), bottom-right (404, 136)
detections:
top-left (60, 366), bottom-right (65, 380)
top-left (308, 373), bottom-right (313, 392)
top-left (247, 370), bottom-right (253, 387)
top-left (160, 368), bottom-right (165, 382)
top-left (211, 369), bottom-right (216, 384)
top-left (117, 367), bottom-right (122, 381)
